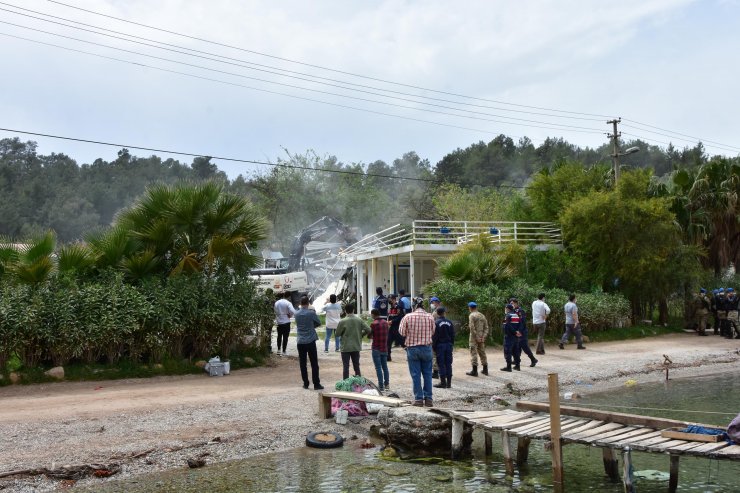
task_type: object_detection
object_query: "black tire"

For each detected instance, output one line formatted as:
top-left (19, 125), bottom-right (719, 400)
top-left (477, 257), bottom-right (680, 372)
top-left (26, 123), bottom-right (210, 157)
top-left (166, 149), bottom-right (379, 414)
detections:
top-left (306, 431), bottom-right (344, 449)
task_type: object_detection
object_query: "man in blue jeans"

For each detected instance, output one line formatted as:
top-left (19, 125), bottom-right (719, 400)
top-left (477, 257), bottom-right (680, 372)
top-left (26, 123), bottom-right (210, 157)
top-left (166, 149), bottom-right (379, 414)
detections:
top-left (399, 298), bottom-right (436, 407)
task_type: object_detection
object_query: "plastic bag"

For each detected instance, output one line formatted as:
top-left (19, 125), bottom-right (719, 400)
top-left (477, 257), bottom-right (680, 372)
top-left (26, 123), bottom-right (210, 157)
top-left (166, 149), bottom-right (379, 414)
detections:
top-left (362, 389), bottom-right (383, 414)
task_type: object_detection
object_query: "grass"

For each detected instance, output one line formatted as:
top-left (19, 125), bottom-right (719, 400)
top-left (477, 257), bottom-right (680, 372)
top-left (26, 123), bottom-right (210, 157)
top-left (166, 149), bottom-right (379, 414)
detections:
top-left (1, 347), bottom-right (268, 386)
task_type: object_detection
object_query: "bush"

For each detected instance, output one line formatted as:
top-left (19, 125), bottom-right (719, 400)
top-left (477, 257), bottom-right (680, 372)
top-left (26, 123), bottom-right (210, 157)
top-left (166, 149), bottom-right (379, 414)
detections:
top-left (424, 278), bottom-right (631, 341)
top-left (0, 271), bottom-right (273, 370)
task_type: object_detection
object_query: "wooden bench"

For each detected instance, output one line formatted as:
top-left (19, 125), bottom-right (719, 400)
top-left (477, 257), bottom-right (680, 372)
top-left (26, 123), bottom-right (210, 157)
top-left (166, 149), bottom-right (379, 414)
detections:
top-left (318, 390), bottom-right (407, 418)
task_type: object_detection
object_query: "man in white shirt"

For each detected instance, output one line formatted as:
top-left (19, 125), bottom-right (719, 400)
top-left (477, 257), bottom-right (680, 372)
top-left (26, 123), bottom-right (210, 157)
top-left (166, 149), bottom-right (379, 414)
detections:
top-left (321, 294), bottom-right (343, 353)
top-left (531, 293), bottom-right (551, 355)
top-left (274, 292), bottom-right (296, 355)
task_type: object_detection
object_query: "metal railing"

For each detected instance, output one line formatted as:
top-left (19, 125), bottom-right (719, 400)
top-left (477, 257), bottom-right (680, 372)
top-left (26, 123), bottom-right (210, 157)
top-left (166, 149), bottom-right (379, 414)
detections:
top-left (340, 220), bottom-right (562, 259)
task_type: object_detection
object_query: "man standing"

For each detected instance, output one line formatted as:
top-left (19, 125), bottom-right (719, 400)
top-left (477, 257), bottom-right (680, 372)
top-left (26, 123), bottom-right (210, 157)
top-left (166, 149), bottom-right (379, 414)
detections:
top-left (433, 306), bottom-right (454, 389)
top-left (320, 294), bottom-right (342, 353)
top-left (532, 293), bottom-right (551, 355)
top-left (369, 309), bottom-right (390, 391)
top-left (430, 296), bottom-right (442, 379)
top-left (726, 288), bottom-right (739, 339)
top-left (386, 294), bottom-right (405, 361)
top-left (716, 288), bottom-right (728, 337)
top-left (692, 288), bottom-right (711, 336)
top-left (399, 298), bottom-right (436, 407)
top-left (274, 291), bottom-right (296, 355)
top-left (399, 289), bottom-right (412, 314)
top-left (466, 302), bottom-right (489, 377)
top-left (373, 287), bottom-right (389, 320)
top-left (559, 294), bottom-right (586, 349)
top-left (336, 303), bottom-right (371, 379)
top-left (501, 304), bottom-right (522, 372)
top-left (512, 298), bottom-right (538, 368)
top-left (294, 296), bottom-right (323, 390)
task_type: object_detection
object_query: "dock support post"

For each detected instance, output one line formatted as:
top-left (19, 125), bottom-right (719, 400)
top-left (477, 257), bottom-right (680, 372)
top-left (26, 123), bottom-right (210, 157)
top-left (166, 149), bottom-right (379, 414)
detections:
top-left (602, 448), bottom-right (619, 481)
top-left (501, 429), bottom-right (514, 476)
top-left (622, 446), bottom-right (635, 493)
top-left (451, 418), bottom-right (464, 459)
top-left (318, 392), bottom-right (332, 419)
top-left (669, 454), bottom-right (679, 493)
top-left (516, 437), bottom-right (531, 465)
top-left (548, 373), bottom-right (564, 492)
top-left (484, 431), bottom-right (492, 456)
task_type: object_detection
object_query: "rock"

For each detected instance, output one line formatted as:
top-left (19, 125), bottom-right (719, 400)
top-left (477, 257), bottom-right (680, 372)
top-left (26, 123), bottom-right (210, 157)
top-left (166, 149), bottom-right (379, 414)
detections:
top-left (187, 458), bottom-right (206, 468)
top-left (582, 335), bottom-right (591, 343)
top-left (194, 360), bottom-right (207, 369)
top-left (45, 366), bottom-right (65, 380)
top-left (243, 357), bottom-right (256, 366)
top-left (152, 364), bottom-right (164, 370)
top-left (376, 407), bottom-right (473, 457)
top-left (9, 371), bottom-right (20, 384)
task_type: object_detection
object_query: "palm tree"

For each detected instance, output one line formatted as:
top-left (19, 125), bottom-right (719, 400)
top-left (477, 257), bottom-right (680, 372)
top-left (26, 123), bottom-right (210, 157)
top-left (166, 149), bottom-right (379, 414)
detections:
top-left (438, 234), bottom-right (518, 285)
top-left (6, 232), bottom-right (56, 286)
top-left (113, 181), bottom-right (268, 278)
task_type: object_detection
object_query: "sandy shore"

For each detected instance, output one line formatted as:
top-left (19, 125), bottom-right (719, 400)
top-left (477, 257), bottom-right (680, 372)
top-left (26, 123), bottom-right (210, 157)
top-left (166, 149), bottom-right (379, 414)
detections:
top-left (1, 332), bottom-right (738, 492)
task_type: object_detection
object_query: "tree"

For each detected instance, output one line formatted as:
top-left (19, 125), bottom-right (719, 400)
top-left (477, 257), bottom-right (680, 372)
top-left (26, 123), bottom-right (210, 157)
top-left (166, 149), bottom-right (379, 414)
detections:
top-left (438, 234), bottom-right (522, 285)
top-left (560, 170), bottom-right (700, 322)
top-left (526, 161), bottom-right (609, 221)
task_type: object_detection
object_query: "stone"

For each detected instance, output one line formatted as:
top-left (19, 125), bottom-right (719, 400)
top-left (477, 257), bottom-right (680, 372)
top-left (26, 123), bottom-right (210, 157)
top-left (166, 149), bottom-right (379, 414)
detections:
top-left (194, 360), bottom-right (208, 369)
top-left (582, 335), bottom-right (591, 343)
top-left (376, 407), bottom-right (473, 457)
top-left (45, 366), bottom-right (65, 380)
top-left (152, 364), bottom-right (164, 370)
top-left (9, 372), bottom-right (20, 384)
top-left (243, 357), bottom-right (256, 366)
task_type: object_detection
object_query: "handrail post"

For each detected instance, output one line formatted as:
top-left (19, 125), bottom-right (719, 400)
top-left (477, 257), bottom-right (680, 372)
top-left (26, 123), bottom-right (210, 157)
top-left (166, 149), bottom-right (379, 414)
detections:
top-left (514, 222), bottom-right (518, 243)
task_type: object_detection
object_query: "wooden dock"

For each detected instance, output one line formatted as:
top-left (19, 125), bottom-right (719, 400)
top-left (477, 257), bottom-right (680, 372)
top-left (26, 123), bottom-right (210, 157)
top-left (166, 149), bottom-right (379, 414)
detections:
top-left (436, 401), bottom-right (738, 493)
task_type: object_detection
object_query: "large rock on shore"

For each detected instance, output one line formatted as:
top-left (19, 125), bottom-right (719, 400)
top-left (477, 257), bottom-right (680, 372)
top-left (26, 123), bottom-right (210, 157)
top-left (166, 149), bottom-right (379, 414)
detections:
top-left (45, 366), bottom-right (65, 380)
top-left (376, 407), bottom-right (473, 457)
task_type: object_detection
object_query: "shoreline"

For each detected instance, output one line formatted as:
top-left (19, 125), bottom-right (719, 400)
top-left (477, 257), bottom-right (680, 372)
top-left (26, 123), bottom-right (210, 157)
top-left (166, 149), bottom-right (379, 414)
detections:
top-left (0, 333), bottom-right (737, 492)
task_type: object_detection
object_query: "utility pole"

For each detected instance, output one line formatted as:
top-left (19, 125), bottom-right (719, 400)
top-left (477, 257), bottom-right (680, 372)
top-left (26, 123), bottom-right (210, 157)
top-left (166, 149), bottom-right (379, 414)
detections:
top-left (607, 118), bottom-right (621, 185)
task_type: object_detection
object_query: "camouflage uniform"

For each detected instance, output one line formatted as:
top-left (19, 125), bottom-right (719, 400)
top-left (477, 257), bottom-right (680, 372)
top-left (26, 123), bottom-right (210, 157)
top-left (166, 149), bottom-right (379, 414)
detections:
top-left (469, 311), bottom-right (489, 366)
top-left (693, 291), bottom-right (711, 336)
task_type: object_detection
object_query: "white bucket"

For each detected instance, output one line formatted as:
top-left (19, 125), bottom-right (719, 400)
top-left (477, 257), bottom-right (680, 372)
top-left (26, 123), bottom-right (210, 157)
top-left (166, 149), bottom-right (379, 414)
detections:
top-left (335, 409), bottom-right (348, 425)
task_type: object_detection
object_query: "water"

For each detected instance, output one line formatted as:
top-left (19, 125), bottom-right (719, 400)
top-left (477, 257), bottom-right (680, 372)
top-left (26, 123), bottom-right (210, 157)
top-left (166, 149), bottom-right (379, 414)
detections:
top-left (86, 373), bottom-right (740, 492)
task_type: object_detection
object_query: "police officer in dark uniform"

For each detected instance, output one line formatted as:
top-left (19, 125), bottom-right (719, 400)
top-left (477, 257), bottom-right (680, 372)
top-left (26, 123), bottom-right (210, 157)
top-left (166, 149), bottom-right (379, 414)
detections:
top-left (373, 287), bottom-right (389, 320)
top-left (724, 288), bottom-right (739, 339)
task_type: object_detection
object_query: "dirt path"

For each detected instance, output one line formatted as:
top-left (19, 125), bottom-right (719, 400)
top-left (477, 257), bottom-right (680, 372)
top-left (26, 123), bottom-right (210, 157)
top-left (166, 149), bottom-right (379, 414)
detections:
top-left (0, 333), bottom-right (737, 492)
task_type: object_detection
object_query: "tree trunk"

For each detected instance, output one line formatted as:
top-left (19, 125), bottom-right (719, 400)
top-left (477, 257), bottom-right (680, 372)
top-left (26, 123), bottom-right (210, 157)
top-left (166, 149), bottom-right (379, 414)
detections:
top-left (658, 298), bottom-right (669, 325)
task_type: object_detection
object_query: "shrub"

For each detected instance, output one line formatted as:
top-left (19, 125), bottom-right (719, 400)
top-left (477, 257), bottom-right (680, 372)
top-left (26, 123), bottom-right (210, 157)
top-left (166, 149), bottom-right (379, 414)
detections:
top-left (424, 278), bottom-right (630, 341)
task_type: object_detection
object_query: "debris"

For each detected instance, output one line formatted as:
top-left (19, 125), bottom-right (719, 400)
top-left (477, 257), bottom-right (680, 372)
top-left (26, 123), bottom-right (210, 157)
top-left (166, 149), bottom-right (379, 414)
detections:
top-left (187, 458), bottom-right (206, 469)
top-left (625, 379), bottom-right (637, 387)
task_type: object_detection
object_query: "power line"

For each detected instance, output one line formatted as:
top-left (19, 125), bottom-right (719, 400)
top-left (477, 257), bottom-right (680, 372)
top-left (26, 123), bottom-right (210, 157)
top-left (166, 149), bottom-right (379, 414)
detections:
top-left (31, 1), bottom-right (740, 154)
top-left (621, 121), bottom-right (740, 153)
top-left (0, 126), bottom-right (529, 189)
top-left (621, 132), bottom-right (740, 155)
top-left (0, 13), bottom-right (605, 135)
top-left (44, 0), bottom-right (614, 119)
top-left (0, 31), bottom-right (536, 142)
top-left (0, 1), bottom-right (606, 123)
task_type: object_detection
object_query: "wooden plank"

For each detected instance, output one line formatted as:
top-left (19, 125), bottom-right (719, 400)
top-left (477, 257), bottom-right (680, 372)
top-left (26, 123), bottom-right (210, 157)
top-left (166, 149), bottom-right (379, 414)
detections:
top-left (628, 435), bottom-right (675, 450)
top-left (502, 416), bottom-right (551, 430)
top-left (460, 410), bottom-right (513, 421)
top-left (661, 427), bottom-right (722, 443)
top-left (688, 442), bottom-right (730, 454)
top-left (598, 429), bottom-right (661, 446)
top-left (560, 420), bottom-right (605, 436)
top-left (548, 373), bottom-right (564, 493)
top-left (533, 418), bottom-right (585, 439)
top-left (516, 400), bottom-right (717, 430)
top-left (564, 422), bottom-right (625, 442)
top-left (579, 426), bottom-right (639, 444)
top-left (713, 445), bottom-right (740, 458)
top-left (503, 416), bottom-right (552, 433)
top-left (668, 440), bottom-right (715, 453)
top-left (320, 391), bottom-right (405, 406)
top-left (646, 439), bottom-right (692, 453)
top-left (475, 412), bottom-right (536, 428)
top-left (511, 420), bottom-right (557, 437)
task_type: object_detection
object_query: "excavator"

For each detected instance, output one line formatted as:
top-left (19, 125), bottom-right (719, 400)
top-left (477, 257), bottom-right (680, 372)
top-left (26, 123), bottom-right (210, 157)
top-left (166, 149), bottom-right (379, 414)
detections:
top-left (250, 216), bottom-right (357, 306)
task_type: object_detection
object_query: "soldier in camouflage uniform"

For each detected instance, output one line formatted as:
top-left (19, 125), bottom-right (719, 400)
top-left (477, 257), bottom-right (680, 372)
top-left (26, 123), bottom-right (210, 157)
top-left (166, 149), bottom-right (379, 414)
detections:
top-left (693, 288), bottom-right (711, 336)
top-left (466, 302), bottom-right (489, 377)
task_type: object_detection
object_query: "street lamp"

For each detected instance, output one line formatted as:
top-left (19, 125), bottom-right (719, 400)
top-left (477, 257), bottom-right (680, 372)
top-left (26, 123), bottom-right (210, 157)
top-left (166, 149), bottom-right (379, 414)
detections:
top-left (613, 146), bottom-right (640, 184)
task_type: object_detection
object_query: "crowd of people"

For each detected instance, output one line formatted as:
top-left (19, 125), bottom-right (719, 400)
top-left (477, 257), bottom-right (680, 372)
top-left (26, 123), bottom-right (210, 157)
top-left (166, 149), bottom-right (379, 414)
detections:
top-left (693, 287), bottom-right (739, 338)
top-left (272, 288), bottom-right (593, 409)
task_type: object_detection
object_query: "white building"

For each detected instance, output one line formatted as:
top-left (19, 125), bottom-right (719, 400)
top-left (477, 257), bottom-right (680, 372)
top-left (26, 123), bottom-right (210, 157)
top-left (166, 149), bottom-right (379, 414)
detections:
top-left (340, 220), bottom-right (562, 313)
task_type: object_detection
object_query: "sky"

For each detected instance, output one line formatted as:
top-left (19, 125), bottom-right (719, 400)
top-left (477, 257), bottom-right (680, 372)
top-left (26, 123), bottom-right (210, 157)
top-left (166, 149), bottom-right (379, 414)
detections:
top-left (1, 0), bottom-right (739, 178)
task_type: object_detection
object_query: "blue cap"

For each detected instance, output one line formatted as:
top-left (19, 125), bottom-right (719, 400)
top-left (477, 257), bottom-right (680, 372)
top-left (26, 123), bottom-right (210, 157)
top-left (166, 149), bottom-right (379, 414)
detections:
top-left (700, 288), bottom-right (707, 293)
top-left (728, 288), bottom-right (735, 293)
top-left (468, 302), bottom-right (477, 308)
top-left (719, 288), bottom-right (725, 292)
top-left (430, 296), bottom-right (440, 302)
top-left (505, 304), bottom-right (515, 310)
top-left (713, 289), bottom-right (719, 294)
